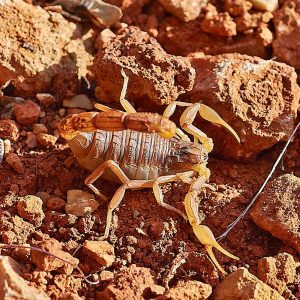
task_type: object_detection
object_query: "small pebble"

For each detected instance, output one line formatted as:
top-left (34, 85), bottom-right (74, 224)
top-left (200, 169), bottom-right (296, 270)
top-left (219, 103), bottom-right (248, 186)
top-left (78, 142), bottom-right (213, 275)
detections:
top-left (0, 119), bottom-right (19, 141)
top-left (83, 240), bottom-right (115, 268)
top-left (6, 153), bottom-right (24, 174)
top-left (65, 190), bottom-right (99, 217)
top-left (33, 124), bottom-right (48, 135)
top-left (63, 94), bottom-right (93, 110)
top-left (36, 133), bottom-right (57, 147)
top-left (36, 93), bottom-right (56, 107)
top-left (14, 100), bottom-right (41, 125)
top-left (17, 195), bottom-right (45, 226)
top-left (25, 132), bottom-right (37, 148)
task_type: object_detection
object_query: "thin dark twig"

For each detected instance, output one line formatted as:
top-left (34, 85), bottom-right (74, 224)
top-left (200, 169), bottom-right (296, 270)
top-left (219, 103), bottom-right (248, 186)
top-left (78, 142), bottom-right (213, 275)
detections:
top-left (0, 243), bottom-right (100, 285)
top-left (217, 121), bottom-right (300, 241)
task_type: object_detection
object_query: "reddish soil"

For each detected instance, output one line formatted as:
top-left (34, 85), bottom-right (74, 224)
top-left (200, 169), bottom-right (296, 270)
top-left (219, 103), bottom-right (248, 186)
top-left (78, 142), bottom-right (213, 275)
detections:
top-left (0, 0), bottom-right (300, 300)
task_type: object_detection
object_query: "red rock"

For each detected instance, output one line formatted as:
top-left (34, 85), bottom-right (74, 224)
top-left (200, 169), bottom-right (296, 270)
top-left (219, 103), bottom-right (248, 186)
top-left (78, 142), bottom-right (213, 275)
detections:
top-left (83, 240), bottom-right (115, 268)
top-left (185, 53), bottom-right (300, 160)
top-left (273, 0), bottom-right (300, 69)
top-left (224, 0), bottom-right (252, 16)
top-left (250, 174), bottom-right (300, 253)
top-left (36, 133), bottom-right (57, 147)
top-left (97, 265), bottom-right (165, 299)
top-left (158, 13), bottom-right (273, 58)
top-left (0, 0), bottom-right (93, 96)
top-left (93, 26), bottom-right (195, 105)
top-left (257, 253), bottom-right (297, 294)
top-left (158, 0), bottom-right (204, 22)
top-left (214, 268), bottom-right (284, 300)
top-left (17, 195), bottom-right (45, 226)
top-left (157, 280), bottom-right (212, 300)
top-left (25, 132), bottom-right (37, 148)
top-left (14, 100), bottom-right (41, 125)
top-left (201, 4), bottom-right (237, 37)
top-left (32, 123), bottom-right (48, 135)
top-left (31, 238), bottom-right (79, 275)
top-left (0, 256), bottom-right (50, 300)
top-left (6, 153), bottom-right (24, 174)
top-left (46, 197), bottom-right (66, 211)
top-left (0, 120), bottom-right (19, 141)
top-left (235, 11), bottom-right (273, 32)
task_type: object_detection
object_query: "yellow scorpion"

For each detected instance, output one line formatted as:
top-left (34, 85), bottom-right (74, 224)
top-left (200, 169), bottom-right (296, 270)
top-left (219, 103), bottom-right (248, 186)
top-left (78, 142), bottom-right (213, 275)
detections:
top-left (59, 70), bottom-right (240, 274)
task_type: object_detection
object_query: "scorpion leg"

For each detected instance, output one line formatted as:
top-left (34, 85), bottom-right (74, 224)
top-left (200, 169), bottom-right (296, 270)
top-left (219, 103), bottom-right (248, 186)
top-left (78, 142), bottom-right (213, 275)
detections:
top-left (94, 69), bottom-right (136, 114)
top-left (151, 171), bottom-right (198, 220)
top-left (101, 179), bottom-right (153, 240)
top-left (85, 160), bottom-right (129, 200)
top-left (184, 171), bottom-right (239, 275)
top-left (119, 69), bottom-right (136, 113)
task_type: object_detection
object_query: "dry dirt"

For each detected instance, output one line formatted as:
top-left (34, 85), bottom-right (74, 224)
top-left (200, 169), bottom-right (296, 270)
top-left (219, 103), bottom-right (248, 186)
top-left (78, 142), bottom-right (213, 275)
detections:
top-left (0, 0), bottom-right (300, 300)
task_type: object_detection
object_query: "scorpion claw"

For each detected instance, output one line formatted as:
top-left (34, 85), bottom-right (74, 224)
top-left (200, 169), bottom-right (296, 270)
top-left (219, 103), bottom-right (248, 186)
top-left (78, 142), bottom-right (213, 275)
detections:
top-left (192, 224), bottom-right (239, 275)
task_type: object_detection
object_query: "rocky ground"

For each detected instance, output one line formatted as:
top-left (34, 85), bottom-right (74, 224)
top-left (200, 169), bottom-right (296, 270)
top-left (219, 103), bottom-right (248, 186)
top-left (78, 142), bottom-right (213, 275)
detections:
top-left (0, 0), bottom-right (300, 299)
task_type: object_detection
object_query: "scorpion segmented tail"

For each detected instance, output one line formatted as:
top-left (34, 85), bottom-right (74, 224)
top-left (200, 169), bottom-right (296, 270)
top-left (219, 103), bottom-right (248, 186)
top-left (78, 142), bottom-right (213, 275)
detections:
top-left (58, 111), bottom-right (177, 141)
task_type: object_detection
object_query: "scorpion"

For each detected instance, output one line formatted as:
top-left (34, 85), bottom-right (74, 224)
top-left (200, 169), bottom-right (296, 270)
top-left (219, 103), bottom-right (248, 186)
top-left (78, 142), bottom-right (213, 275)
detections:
top-left (58, 70), bottom-right (240, 274)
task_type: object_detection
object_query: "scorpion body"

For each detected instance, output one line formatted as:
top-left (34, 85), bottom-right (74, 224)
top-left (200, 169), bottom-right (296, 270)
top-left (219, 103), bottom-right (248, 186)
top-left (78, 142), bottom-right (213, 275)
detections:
top-left (59, 70), bottom-right (241, 275)
top-left (68, 130), bottom-right (208, 181)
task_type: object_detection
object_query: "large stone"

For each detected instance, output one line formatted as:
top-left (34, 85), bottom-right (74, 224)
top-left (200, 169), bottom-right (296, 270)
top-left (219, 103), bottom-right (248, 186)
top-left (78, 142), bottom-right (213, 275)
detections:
top-left (214, 268), bottom-right (284, 300)
top-left (185, 53), bottom-right (300, 160)
top-left (273, 0), bottom-right (300, 69)
top-left (257, 253), bottom-right (297, 294)
top-left (93, 26), bottom-right (195, 105)
top-left (250, 174), bottom-right (300, 253)
top-left (0, 0), bottom-right (93, 96)
top-left (0, 256), bottom-right (50, 300)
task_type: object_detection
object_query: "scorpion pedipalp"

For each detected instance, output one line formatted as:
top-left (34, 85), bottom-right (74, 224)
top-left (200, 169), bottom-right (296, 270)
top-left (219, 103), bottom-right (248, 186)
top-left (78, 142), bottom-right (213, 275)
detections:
top-left (184, 172), bottom-right (239, 275)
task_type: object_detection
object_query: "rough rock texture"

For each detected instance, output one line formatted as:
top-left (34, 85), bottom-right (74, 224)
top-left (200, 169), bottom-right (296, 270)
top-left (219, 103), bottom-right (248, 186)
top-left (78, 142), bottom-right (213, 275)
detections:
top-left (201, 4), bottom-right (237, 37)
top-left (157, 16), bottom-right (273, 58)
top-left (273, 0), bottom-right (300, 69)
top-left (93, 26), bottom-right (195, 105)
top-left (17, 195), bottom-right (45, 226)
top-left (185, 53), bottom-right (300, 160)
top-left (158, 0), bottom-right (205, 22)
top-left (157, 280), bottom-right (212, 300)
top-left (0, 120), bottom-right (19, 142)
top-left (250, 174), bottom-right (300, 252)
top-left (214, 268), bottom-right (284, 300)
top-left (0, 0), bottom-right (93, 96)
top-left (0, 256), bottom-right (50, 300)
top-left (31, 239), bottom-right (79, 275)
top-left (224, 0), bottom-right (253, 16)
top-left (106, 0), bottom-right (150, 23)
top-left (6, 153), bottom-right (24, 174)
top-left (97, 264), bottom-right (165, 299)
top-left (257, 253), bottom-right (297, 294)
top-left (83, 240), bottom-right (115, 268)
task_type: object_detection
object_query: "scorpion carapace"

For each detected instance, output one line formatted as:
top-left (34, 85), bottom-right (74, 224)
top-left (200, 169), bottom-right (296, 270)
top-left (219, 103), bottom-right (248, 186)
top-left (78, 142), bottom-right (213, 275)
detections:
top-left (58, 69), bottom-right (240, 275)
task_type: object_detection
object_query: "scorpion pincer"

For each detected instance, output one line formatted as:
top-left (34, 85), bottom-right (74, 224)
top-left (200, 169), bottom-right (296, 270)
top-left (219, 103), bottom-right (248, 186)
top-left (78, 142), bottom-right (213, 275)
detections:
top-left (58, 70), bottom-right (241, 275)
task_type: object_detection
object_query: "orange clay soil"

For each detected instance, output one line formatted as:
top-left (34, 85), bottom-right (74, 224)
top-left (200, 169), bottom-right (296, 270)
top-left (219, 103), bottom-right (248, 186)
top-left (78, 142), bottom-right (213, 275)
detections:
top-left (0, 0), bottom-right (300, 299)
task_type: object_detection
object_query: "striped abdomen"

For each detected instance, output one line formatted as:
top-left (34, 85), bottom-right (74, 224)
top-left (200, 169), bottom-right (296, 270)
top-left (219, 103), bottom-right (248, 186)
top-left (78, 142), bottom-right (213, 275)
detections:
top-left (68, 130), bottom-right (176, 181)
